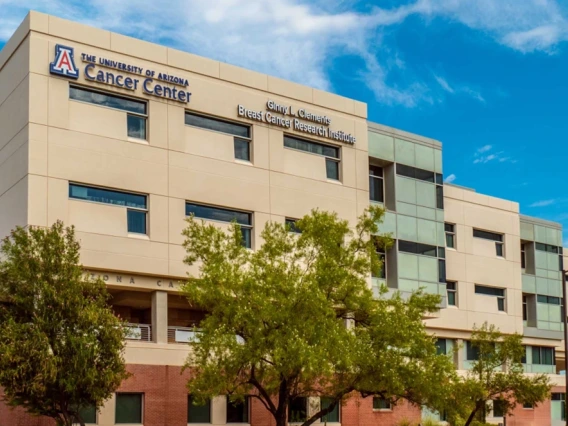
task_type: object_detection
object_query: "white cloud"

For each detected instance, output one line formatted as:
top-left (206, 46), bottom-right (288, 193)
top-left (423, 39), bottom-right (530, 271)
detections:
top-left (473, 145), bottom-right (515, 164)
top-left (444, 173), bottom-right (457, 183)
top-left (477, 145), bottom-right (492, 153)
top-left (530, 199), bottom-right (556, 207)
top-left (1, 0), bottom-right (567, 108)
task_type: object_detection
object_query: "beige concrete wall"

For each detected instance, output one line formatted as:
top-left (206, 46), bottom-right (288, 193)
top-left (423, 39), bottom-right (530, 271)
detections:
top-left (13, 12), bottom-right (367, 290)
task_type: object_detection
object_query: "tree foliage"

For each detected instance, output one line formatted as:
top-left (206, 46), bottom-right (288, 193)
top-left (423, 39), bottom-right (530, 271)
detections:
top-left (0, 222), bottom-right (130, 426)
top-left (181, 206), bottom-right (457, 426)
top-left (443, 323), bottom-right (552, 426)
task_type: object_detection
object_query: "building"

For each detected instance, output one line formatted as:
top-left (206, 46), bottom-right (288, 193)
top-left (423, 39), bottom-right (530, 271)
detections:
top-left (0, 11), bottom-right (565, 426)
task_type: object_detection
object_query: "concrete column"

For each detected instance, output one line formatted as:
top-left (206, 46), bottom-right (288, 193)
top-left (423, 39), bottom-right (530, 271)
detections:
top-left (151, 290), bottom-right (168, 344)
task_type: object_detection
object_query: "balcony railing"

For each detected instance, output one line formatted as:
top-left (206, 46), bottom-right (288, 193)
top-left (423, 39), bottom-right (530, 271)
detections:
top-left (125, 323), bottom-right (152, 342)
top-left (168, 326), bottom-right (201, 344)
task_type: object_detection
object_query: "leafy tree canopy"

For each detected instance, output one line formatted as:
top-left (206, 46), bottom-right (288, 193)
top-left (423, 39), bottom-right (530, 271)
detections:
top-left (182, 206), bottom-right (456, 426)
top-left (0, 222), bottom-right (130, 426)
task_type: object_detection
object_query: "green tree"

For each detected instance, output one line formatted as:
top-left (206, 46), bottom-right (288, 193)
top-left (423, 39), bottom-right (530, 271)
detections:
top-left (0, 222), bottom-right (130, 426)
top-left (181, 206), bottom-right (457, 426)
top-left (445, 323), bottom-right (551, 426)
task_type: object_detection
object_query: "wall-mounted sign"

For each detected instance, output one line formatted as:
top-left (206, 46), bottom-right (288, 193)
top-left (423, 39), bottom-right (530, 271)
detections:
top-left (237, 100), bottom-right (356, 144)
top-left (84, 271), bottom-right (180, 290)
top-left (49, 44), bottom-right (192, 104)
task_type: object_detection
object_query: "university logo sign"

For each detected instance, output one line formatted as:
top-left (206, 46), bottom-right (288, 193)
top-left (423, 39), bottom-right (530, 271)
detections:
top-left (49, 45), bottom-right (79, 79)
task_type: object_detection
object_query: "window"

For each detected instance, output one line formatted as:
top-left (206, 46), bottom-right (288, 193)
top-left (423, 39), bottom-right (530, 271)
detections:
top-left (436, 185), bottom-right (444, 209)
top-left (76, 405), bottom-right (96, 424)
top-left (69, 184), bottom-right (147, 234)
top-left (288, 397), bottom-right (307, 423)
top-left (493, 400), bottom-right (505, 417)
top-left (188, 395), bottom-right (211, 423)
top-left (435, 338), bottom-right (447, 355)
top-left (466, 341), bottom-right (480, 361)
top-left (369, 165), bottom-right (384, 203)
top-left (475, 285), bottom-right (506, 311)
top-left (373, 239), bottom-right (386, 279)
top-left (372, 397), bottom-right (391, 410)
top-left (226, 397), bottom-right (249, 423)
top-left (552, 393), bottom-right (566, 421)
top-left (438, 259), bottom-right (446, 283)
top-left (535, 243), bottom-right (560, 254)
top-left (186, 202), bottom-right (253, 248)
top-left (532, 346), bottom-right (555, 365)
top-left (395, 164), bottom-right (443, 209)
top-left (185, 112), bottom-right (252, 161)
top-left (286, 218), bottom-right (301, 234)
top-left (538, 295), bottom-right (561, 305)
top-left (70, 86), bottom-right (147, 140)
top-left (320, 398), bottom-right (340, 423)
top-left (445, 223), bottom-right (455, 248)
top-left (523, 403), bottom-right (534, 409)
top-left (446, 282), bottom-right (457, 306)
top-left (284, 135), bottom-right (340, 180)
top-left (115, 393), bottom-right (143, 424)
top-left (398, 240), bottom-right (437, 257)
top-left (521, 243), bottom-right (526, 269)
top-left (523, 295), bottom-right (527, 321)
top-left (473, 229), bottom-right (504, 257)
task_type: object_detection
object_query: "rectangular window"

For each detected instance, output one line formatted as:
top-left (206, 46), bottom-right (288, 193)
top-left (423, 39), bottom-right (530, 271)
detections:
top-left (532, 346), bottom-right (555, 365)
top-left (185, 111), bottom-right (252, 162)
top-left (186, 202), bottom-right (253, 248)
top-left (475, 285), bottom-right (506, 311)
top-left (188, 395), bottom-right (211, 423)
top-left (446, 282), bottom-right (457, 306)
top-left (493, 400), bottom-right (505, 417)
top-left (288, 397), bottom-right (307, 423)
top-left (523, 403), bottom-right (534, 409)
top-left (115, 393), bottom-right (143, 424)
top-left (438, 259), bottom-right (446, 283)
top-left (496, 242), bottom-right (504, 257)
top-left (466, 341), bottom-right (480, 361)
top-left (535, 242), bottom-right (560, 254)
top-left (521, 243), bottom-right (526, 269)
top-left (398, 240), bottom-right (438, 257)
top-left (436, 185), bottom-right (444, 209)
top-left (69, 184), bottom-right (147, 234)
top-left (70, 86), bottom-right (147, 140)
top-left (435, 338), bottom-right (447, 355)
top-left (372, 397), bottom-right (391, 410)
top-left (369, 165), bottom-right (384, 203)
top-left (77, 405), bottom-right (97, 424)
top-left (284, 135), bottom-right (340, 180)
top-left (445, 223), bottom-right (455, 248)
top-left (537, 295), bottom-right (561, 305)
top-left (320, 398), bottom-right (340, 423)
top-left (523, 295), bottom-right (527, 320)
top-left (226, 397), bottom-right (249, 423)
top-left (473, 229), bottom-right (503, 242)
top-left (285, 218), bottom-right (301, 234)
top-left (552, 393), bottom-right (566, 421)
top-left (396, 164), bottom-right (434, 182)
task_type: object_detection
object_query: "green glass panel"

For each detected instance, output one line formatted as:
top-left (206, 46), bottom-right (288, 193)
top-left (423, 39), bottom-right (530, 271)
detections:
top-left (418, 256), bottom-right (438, 282)
top-left (395, 176), bottom-right (417, 204)
top-left (549, 305), bottom-right (561, 322)
top-left (549, 280), bottom-right (562, 297)
top-left (415, 144), bottom-right (435, 171)
top-left (536, 268), bottom-right (548, 278)
top-left (398, 253), bottom-right (419, 280)
top-left (115, 394), bottom-right (142, 424)
top-left (78, 405), bottom-right (96, 424)
top-left (397, 215), bottom-right (418, 242)
top-left (546, 227), bottom-right (558, 245)
top-left (380, 211), bottom-right (397, 235)
top-left (548, 270), bottom-right (561, 280)
top-left (535, 251), bottom-right (548, 269)
top-left (188, 396), bottom-right (211, 423)
top-left (534, 225), bottom-right (547, 243)
top-left (536, 277), bottom-right (548, 295)
top-left (369, 132), bottom-right (394, 161)
top-left (436, 222), bottom-right (446, 246)
top-left (421, 281), bottom-right (438, 295)
top-left (399, 279), bottom-right (419, 292)
top-left (522, 274), bottom-right (536, 293)
top-left (416, 181), bottom-right (436, 208)
top-left (436, 209), bottom-right (445, 222)
top-left (434, 149), bottom-right (443, 173)
top-left (417, 219), bottom-right (437, 245)
top-left (416, 206), bottom-right (436, 221)
top-left (397, 202), bottom-right (417, 217)
top-left (395, 138), bottom-right (415, 166)
top-left (537, 304), bottom-right (550, 321)
top-left (547, 253), bottom-right (559, 271)
top-left (520, 222), bottom-right (534, 240)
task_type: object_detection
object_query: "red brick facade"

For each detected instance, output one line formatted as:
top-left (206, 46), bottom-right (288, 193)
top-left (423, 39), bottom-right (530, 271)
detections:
top-left (0, 365), bottom-right (562, 426)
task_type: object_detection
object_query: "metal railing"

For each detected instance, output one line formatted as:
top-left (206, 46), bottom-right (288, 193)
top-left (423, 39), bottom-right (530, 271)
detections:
top-left (125, 323), bottom-right (152, 342)
top-left (167, 326), bottom-right (201, 344)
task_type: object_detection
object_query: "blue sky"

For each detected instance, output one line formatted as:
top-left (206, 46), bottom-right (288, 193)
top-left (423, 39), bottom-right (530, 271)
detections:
top-left (1, 0), bottom-right (568, 241)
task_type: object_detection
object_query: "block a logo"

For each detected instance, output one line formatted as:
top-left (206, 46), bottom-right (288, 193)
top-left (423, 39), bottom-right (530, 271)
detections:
top-left (49, 44), bottom-right (79, 79)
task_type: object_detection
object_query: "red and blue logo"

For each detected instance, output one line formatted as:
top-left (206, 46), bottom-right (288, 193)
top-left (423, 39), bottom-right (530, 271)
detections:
top-left (49, 45), bottom-right (79, 79)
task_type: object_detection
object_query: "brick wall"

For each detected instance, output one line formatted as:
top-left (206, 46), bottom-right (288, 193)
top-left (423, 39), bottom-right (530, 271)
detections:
top-left (341, 392), bottom-right (421, 426)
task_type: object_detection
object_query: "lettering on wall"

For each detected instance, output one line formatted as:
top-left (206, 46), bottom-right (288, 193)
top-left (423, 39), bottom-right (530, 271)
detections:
top-left (237, 100), bottom-right (356, 144)
top-left (84, 271), bottom-right (179, 290)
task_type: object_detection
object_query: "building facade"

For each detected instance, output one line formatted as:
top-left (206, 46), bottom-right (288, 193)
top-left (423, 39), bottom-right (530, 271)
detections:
top-left (0, 11), bottom-right (565, 426)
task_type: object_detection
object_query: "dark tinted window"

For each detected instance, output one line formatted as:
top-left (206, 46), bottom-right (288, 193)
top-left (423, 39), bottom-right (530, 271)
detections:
top-left (435, 173), bottom-right (443, 184)
top-left (69, 184), bottom-right (147, 209)
top-left (435, 339), bottom-right (447, 355)
top-left (186, 203), bottom-right (251, 225)
top-left (284, 135), bottom-right (339, 158)
top-left (188, 396), bottom-right (211, 423)
top-left (535, 243), bottom-right (560, 254)
top-left (395, 163), bottom-right (416, 179)
top-left (70, 86), bottom-right (146, 114)
top-left (466, 341), bottom-right (480, 360)
top-left (369, 165), bottom-right (383, 177)
top-left (115, 393), bottom-right (142, 424)
top-left (373, 397), bottom-right (390, 410)
top-left (326, 159), bottom-right (340, 180)
top-left (436, 185), bottom-right (444, 209)
top-left (185, 112), bottom-right (250, 138)
top-left (77, 405), bottom-right (96, 424)
top-left (415, 168), bottom-right (435, 182)
top-left (532, 346), bottom-right (554, 365)
top-left (395, 163), bottom-right (438, 183)
top-left (320, 398), bottom-right (340, 423)
top-left (226, 398), bottom-right (249, 423)
top-left (398, 240), bottom-right (440, 258)
top-left (438, 259), bottom-right (446, 283)
top-left (475, 285), bottom-right (505, 297)
top-left (537, 295), bottom-right (561, 305)
top-left (286, 218), bottom-right (301, 233)
top-left (473, 229), bottom-right (503, 242)
top-left (288, 398), bottom-right (307, 423)
top-left (234, 138), bottom-right (250, 161)
top-left (444, 223), bottom-right (454, 232)
top-left (493, 400), bottom-right (505, 417)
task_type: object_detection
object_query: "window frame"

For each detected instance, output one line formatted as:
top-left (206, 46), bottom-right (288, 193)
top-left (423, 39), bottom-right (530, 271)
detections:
top-left (285, 218), bottom-right (301, 234)
top-left (288, 397), bottom-right (308, 423)
top-left (187, 395), bottom-right (211, 424)
top-left (68, 183), bottom-right (148, 235)
top-left (185, 111), bottom-right (253, 162)
top-left (185, 202), bottom-right (253, 248)
top-left (320, 397), bottom-right (340, 423)
top-left (369, 164), bottom-right (384, 203)
top-left (283, 135), bottom-right (341, 181)
top-left (475, 285), bottom-right (506, 311)
top-left (115, 392), bottom-right (143, 424)
top-left (69, 85), bottom-right (148, 140)
top-left (445, 223), bottom-right (456, 249)
top-left (521, 243), bottom-right (526, 269)
top-left (532, 346), bottom-right (555, 365)
top-left (226, 396), bottom-right (249, 424)
top-left (446, 281), bottom-right (457, 306)
top-left (372, 397), bottom-right (391, 411)
top-left (492, 399), bottom-right (505, 418)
